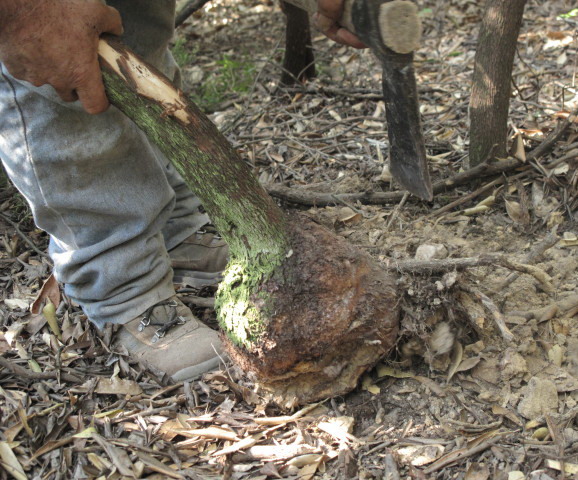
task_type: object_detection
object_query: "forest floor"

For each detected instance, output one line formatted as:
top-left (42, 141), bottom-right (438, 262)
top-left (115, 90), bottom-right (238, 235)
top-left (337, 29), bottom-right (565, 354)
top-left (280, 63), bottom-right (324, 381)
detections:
top-left (1, 0), bottom-right (578, 478)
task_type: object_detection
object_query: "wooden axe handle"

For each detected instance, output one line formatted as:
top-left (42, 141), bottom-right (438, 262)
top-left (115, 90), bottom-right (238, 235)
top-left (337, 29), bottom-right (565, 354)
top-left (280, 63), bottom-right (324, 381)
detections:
top-left (283, 0), bottom-right (421, 54)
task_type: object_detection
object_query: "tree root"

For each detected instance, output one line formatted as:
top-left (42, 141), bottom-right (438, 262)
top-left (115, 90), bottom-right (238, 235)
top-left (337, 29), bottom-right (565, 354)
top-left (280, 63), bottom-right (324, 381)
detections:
top-left (220, 214), bottom-right (400, 408)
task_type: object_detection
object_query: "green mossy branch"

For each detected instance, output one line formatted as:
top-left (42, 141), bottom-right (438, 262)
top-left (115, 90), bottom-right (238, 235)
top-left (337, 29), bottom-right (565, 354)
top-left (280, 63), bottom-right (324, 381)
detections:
top-left (100, 42), bottom-right (291, 347)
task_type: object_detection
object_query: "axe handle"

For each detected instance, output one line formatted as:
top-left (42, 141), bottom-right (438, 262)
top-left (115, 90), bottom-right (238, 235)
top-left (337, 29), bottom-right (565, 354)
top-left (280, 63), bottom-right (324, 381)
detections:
top-left (281, 0), bottom-right (421, 54)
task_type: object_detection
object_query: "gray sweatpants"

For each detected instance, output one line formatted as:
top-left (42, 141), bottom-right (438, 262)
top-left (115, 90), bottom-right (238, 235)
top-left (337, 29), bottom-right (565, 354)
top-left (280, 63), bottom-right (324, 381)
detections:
top-left (0, 0), bottom-right (208, 329)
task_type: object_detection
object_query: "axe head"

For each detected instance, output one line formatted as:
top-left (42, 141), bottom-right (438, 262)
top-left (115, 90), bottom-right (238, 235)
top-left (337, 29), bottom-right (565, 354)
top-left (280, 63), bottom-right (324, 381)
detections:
top-left (380, 50), bottom-right (433, 201)
top-left (352, 0), bottom-right (433, 201)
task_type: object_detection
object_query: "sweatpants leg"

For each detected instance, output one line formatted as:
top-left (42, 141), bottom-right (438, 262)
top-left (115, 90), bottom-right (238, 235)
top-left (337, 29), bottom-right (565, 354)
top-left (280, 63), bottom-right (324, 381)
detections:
top-left (0, 1), bottom-right (207, 328)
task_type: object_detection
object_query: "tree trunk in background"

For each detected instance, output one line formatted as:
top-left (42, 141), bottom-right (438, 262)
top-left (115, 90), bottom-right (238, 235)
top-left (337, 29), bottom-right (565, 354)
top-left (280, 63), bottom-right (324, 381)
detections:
top-left (280, 1), bottom-right (316, 85)
top-left (469, 0), bottom-right (527, 166)
top-left (98, 38), bottom-right (399, 408)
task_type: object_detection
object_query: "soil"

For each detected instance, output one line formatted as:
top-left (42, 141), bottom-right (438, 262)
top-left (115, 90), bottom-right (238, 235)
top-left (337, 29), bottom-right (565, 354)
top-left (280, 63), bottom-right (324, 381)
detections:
top-left (1, 0), bottom-right (577, 478)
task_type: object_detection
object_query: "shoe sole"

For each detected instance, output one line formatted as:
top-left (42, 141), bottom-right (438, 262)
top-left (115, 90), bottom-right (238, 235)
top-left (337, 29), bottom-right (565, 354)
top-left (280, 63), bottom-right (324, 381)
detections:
top-left (171, 354), bottom-right (225, 381)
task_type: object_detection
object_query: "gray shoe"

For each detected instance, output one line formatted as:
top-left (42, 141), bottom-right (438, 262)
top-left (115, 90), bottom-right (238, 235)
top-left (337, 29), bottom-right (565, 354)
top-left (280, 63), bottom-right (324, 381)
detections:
top-left (113, 296), bottom-right (223, 381)
top-left (169, 231), bottom-right (228, 288)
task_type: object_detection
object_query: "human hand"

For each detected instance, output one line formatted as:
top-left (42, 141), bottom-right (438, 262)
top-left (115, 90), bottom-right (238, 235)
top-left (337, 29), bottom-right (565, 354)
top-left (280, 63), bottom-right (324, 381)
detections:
top-left (314, 0), bottom-right (367, 49)
top-left (0, 0), bottom-right (123, 114)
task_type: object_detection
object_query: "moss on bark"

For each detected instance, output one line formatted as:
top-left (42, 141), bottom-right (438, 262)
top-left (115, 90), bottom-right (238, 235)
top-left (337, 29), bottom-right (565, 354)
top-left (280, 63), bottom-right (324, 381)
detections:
top-left (99, 40), bottom-right (290, 346)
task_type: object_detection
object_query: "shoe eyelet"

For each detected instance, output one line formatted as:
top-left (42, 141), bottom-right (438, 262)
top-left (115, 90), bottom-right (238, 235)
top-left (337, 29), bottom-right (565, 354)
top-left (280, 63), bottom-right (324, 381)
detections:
top-left (138, 316), bottom-right (151, 332)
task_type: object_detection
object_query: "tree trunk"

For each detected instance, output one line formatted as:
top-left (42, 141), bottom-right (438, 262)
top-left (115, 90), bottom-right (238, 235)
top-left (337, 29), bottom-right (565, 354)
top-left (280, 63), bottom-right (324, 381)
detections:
top-left (280, 1), bottom-right (316, 85)
top-left (98, 38), bottom-right (399, 407)
top-left (469, 0), bottom-right (527, 166)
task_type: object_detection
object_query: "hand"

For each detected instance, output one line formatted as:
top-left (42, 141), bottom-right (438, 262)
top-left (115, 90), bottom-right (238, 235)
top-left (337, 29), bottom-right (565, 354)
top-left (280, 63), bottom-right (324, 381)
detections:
top-left (314, 0), bottom-right (367, 49)
top-left (0, 0), bottom-right (123, 114)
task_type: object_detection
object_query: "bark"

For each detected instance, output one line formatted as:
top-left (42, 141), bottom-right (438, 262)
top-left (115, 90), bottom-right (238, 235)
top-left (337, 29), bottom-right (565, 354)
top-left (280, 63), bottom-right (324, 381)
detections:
top-left (469, 0), bottom-right (527, 166)
top-left (280, 1), bottom-right (315, 85)
top-left (98, 38), bottom-right (399, 407)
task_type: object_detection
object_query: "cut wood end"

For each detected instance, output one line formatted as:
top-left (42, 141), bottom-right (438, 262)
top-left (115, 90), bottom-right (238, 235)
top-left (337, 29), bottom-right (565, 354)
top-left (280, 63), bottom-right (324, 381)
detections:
top-left (379, 1), bottom-right (421, 54)
top-left (98, 39), bottom-right (191, 124)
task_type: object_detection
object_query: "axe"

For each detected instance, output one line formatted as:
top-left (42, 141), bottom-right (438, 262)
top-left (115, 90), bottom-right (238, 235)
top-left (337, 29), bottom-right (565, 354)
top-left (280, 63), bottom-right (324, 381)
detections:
top-left (284, 0), bottom-right (433, 201)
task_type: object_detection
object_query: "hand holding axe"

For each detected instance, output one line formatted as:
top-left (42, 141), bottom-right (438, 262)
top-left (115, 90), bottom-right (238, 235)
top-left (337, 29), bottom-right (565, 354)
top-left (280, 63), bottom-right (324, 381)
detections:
top-left (283, 0), bottom-right (433, 201)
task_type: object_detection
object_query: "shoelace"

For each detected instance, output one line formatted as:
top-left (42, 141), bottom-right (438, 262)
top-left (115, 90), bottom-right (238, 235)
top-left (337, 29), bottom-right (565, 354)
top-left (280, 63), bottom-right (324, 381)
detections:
top-left (138, 300), bottom-right (186, 343)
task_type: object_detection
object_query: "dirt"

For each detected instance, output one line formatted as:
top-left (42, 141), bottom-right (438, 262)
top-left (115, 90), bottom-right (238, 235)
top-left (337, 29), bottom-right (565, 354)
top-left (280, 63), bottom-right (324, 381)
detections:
top-left (1, 0), bottom-right (577, 478)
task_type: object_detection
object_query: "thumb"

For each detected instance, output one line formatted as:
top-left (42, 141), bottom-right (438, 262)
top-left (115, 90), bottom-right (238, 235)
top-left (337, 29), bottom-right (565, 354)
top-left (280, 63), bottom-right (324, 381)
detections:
top-left (95, 5), bottom-right (124, 36)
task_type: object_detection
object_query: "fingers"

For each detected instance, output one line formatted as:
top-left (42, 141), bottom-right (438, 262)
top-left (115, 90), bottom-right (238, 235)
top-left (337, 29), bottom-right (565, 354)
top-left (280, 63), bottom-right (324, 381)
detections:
top-left (317, 0), bottom-right (342, 21)
top-left (54, 88), bottom-right (79, 103)
top-left (95, 5), bottom-right (124, 36)
top-left (74, 4), bottom-right (122, 114)
top-left (334, 26), bottom-right (367, 49)
top-left (74, 60), bottom-right (109, 114)
top-left (314, 13), bottom-right (367, 49)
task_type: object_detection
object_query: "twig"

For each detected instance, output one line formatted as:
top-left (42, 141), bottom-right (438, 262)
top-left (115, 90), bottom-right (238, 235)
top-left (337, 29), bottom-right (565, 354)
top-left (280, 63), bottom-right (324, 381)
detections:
top-left (385, 192), bottom-right (409, 230)
top-left (266, 112), bottom-right (576, 207)
top-left (0, 211), bottom-right (50, 260)
top-left (383, 454), bottom-right (401, 480)
top-left (330, 194), bottom-right (368, 217)
top-left (423, 435), bottom-right (504, 474)
top-left (429, 177), bottom-right (503, 218)
top-left (110, 404), bottom-right (180, 424)
top-left (0, 356), bottom-right (81, 383)
top-left (388, 253), bottom-right (553, 294)
top-left (462, 286), bottom-right (514, 342)
top-left (495, 231), bottom-right (560, 290)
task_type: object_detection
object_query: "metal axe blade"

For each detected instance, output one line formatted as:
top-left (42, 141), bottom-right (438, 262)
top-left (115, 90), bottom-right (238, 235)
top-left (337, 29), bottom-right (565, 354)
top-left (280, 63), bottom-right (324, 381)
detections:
top-left (283, 0), bottom-right (433, 201)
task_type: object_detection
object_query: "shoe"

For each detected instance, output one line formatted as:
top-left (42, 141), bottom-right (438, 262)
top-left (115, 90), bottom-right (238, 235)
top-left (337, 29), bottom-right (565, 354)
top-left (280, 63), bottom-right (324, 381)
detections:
top-left (169, 230), bottom-right (229, 288)
top-left (113, 296), bottom-right (223, 381)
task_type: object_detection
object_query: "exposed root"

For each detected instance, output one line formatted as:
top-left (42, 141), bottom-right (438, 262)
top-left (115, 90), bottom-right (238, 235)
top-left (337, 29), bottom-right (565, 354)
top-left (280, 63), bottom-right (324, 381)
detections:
top-left (221, 214), bottom-right (400, 408)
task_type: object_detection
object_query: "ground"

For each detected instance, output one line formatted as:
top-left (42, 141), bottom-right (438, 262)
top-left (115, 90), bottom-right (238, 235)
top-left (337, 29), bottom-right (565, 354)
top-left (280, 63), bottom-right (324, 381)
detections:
top-left (1, 0), bottom-right (577, 478)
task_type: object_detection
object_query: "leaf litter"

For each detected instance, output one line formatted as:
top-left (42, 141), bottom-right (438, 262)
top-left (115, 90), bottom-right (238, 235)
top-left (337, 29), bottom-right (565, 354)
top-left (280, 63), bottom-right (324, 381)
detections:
top-left (1, 0), bottom-right (578, 478)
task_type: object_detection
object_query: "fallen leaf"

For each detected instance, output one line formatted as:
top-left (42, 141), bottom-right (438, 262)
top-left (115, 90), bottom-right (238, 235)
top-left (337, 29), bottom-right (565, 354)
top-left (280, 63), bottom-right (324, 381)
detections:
top-left (560, 232), bottom-right (578, 247)
top-left (464, 463), bottom-right (490, 480)
top-left (396, 445), bottom-right (444, 466)
top-left (0, 333), bottom-right (10, 354)
top-left (3, 298), bottom-right (29, 311)
top-left (87, 452), bottom-right (113, 472)
top-left (447, 341), bottom-right (464, 382)
top-left (92, 433), bottom-right (136, 477)
top-left (260, 462), bottom-right (282, 479)
top-left (95, 376), bottom-right (142, 396)
top-left (456, 356), bottom-right (481, 373)
top-left (532, 427), bottom-right (549, 440)
top-left (73, 427), bottom-right (97, 439)
top-left (545, 459), bottom-right (578, 475)
top-left (31, 274), bottom-right (60, 314)
top-left (0, 441), bottom-right (27, 480)
top-left (548, 345), bottom-right (563, 367)
top-left (491, 405), bottom-right (522, 426)
top-left (287, 454), bottom-right (325, 468)
top-left (42, 301), bottom-right (61, 339)
top-left (297, 459), bottom-right (323, 480)
top-left (376, 364), bottom-right (414, 378)
top-left (361, 375), bottom-right (380, 394)
top-left (512, 134), bottom-right (526, 162)
top-left (505, 200), bottom-right (529, 225)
